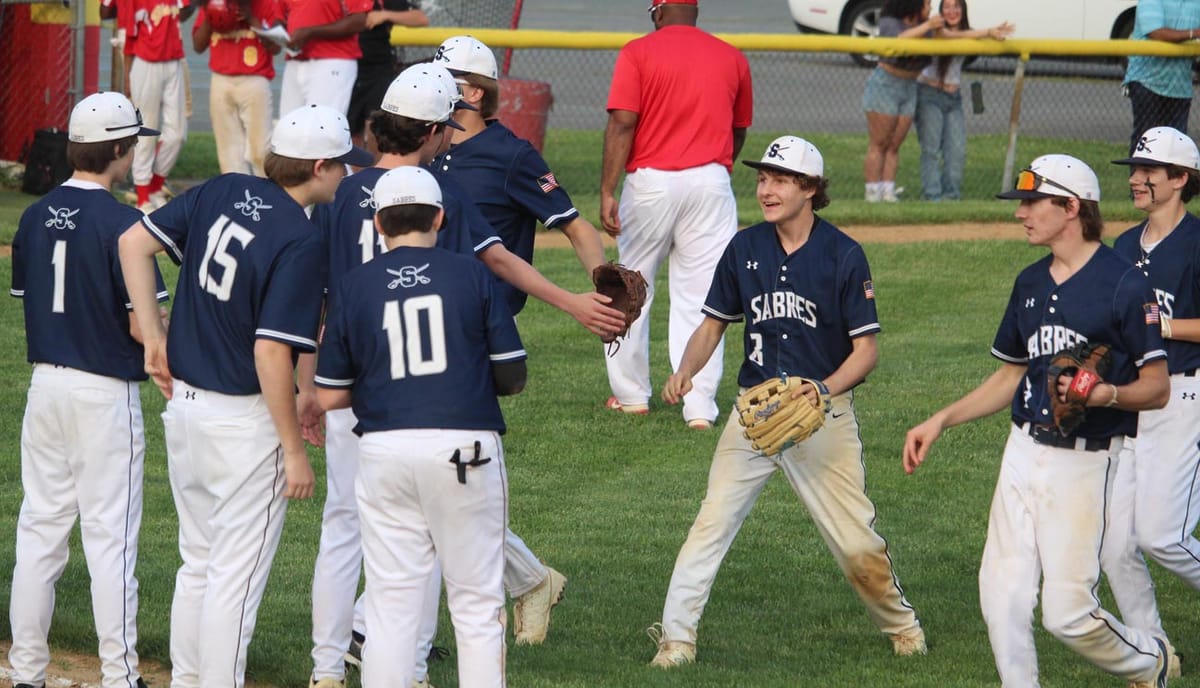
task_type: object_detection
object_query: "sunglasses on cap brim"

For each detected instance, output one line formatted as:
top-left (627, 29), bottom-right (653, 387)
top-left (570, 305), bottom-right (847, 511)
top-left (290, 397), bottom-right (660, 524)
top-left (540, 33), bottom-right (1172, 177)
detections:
top-left (1014, 169), bottom-right (1079, 198)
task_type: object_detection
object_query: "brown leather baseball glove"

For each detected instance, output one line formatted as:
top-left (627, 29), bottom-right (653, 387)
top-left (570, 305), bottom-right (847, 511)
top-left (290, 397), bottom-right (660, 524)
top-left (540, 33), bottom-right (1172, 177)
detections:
top-left (1046, 341), bottom-right (1113, 436)
top-left (592, 262), bottom-right (648, 347)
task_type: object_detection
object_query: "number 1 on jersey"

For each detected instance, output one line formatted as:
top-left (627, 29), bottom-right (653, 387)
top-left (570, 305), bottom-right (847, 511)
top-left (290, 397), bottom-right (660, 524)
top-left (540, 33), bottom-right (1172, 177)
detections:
top-left (51, 239), bottom-right (66, 313)
top-left (382, 295), bottom-right (448, 379)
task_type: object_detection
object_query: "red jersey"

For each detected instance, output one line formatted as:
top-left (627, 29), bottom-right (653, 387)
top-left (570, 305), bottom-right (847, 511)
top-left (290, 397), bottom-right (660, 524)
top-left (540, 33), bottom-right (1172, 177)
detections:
top-left (282, 0), bottom-right (372, 61)
top-left (195, 0), bottom-right (281, 79)
top-left (606, 25), bottom-right (753, 173)
top-left (124, 0), bottom-right (187, 62)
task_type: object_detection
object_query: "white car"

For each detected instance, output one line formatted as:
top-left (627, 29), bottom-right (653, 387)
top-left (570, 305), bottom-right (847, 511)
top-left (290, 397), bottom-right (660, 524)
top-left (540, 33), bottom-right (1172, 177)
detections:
top-left (789, 0), bottom-right (1138, 65)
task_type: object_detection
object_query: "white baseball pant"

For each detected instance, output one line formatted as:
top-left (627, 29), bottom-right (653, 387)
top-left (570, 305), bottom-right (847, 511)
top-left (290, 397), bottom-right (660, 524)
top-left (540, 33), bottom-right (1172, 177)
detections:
top-left (8, 364), bottom-right (144, 688)
top-left (357, 429), bottom-right (508, 688)
top-left (209, 73), bottom-right (273, 176)
top-left (129, 57), bottom-right (187, 186)
top-left (1102, 372), bottom-right (1200, 639)
top-left (606, 163), bottom-right (737, 424)
top-left (163, 380), bottom-right (290, 688)
top-left (279, 58), bottom-right (357, 118)
top-left (659, 392), bottom-right (920, 645)
top-left (980, 425), bottom-right (1161, 686)
top-left (311, 408), bottom-right (439, 682)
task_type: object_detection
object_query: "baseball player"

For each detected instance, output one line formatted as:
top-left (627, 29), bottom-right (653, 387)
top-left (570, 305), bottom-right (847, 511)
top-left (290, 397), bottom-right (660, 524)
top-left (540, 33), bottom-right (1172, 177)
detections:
top-left (600, 0), bottom-right (752, 429)
top-left (8, 92), bottom-right (165, 688)
top-left (431, 35), bottom-right (607, 316)
top-left (192, 0), bottom-right (284, 176)
top-left (1102, 126), bottom-right (1200, 680)
top-left (278, 0), bottom-right (372, 117)
top-left (649, 136), bottom-right (924, 668)
top-left (903, 154), bottom-right (1172, 687)
top-left (118, 104), bottom-right (372, 688)
top-left (315, 165), bottom-right (526, 688)
top-left (101, 0), bottom-right (189, 211)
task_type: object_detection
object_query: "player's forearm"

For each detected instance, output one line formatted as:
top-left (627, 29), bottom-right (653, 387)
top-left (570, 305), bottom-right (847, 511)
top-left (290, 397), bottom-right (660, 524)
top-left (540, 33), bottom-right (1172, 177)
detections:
top-left (301, 13), bottom-right (367, 40)
top-left (732, 127), bottom-right (748, 161)
top-left (932, 362), bottom-right (1025, 429)
top-left (317, 386), bottom-right (352, 410)
top-left (1147, 27), bottom-right (1200, 43)
top-left (372, 8), bottom-right (427, 27)
top-left (255, 339), bottom-right (307, 455)
top-left (823, 335), bottom-right (878, 397)
top-left (1092, 359), bottom-right (1170, 411)
top-left (486, 247), bottom-right (574, 312)
top-left (600, 112), bottom-right (636, 196)
top-left (119, 225), bottom-right (169, 345)
top-left (677, 317), bottom-right (727, 380)
top-left (1163, 316), bottom-right (1200, 343)
top-left (560, 216), bottom-right (607, 275)
top-left (192, 18), bottom-right (212, 52)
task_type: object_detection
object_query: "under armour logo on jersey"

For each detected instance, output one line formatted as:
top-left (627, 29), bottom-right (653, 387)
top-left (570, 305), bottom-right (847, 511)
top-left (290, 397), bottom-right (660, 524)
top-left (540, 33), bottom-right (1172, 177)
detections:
top-left (767, 143), bottom-right (788, 160)
top-left (359, 186), bottom-right (375, 209)
top-left (386, 263), bottom-right (431, 289)
top-left (746, 260), bottom-right (758, 270)
top-left (1025, 298), bottom-right (1036, 308)
top-left (234, 189), bottom-right (273, 222)
top-left (44, 206), bottom-right (79, 230)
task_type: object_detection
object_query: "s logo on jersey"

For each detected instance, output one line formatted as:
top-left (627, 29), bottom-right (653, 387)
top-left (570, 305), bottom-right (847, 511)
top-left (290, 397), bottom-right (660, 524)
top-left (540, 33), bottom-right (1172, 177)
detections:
top-left (234, 189), bottom-right (273, 222)
top-left (387, 264), bottom-right (432, 290)
top-left (359, 186), bottom-right (375, 209)
top-left (1026, 325), bottom-right (1086, 359)
top-left (44, 206), bottom-right (79, 230)
top-left (749, 291), bottom-right (817, 328)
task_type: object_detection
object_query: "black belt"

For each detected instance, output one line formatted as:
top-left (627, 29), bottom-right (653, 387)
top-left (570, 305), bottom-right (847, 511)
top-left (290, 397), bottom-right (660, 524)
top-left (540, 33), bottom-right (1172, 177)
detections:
top-left (1180, 368), bottom-right (1200, 377)
top-left (1020, 423), bottom-right (1117, 452)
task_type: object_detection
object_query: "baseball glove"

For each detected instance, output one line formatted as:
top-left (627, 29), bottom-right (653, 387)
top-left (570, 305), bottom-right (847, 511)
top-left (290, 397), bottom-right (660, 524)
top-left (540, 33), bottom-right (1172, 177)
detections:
top-left (736, 376), bottom-right (830, 455)
top-left (1046, 341), bottom-right (1113, 436)
top-left (592, 262), bottom-right (647, 349)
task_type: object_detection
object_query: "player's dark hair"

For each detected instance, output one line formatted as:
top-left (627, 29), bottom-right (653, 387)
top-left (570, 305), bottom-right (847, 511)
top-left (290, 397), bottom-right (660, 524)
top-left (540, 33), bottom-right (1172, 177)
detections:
top-left (66, 135), bottom-right (136, 174)
top-left (1051, 197), bottom-right (1104, 241)
top-left (369, 110), bottom-right (449, 155)
top-left (1165, 165), bottom-right (1200, 203)
top-left (264, 153), bottom-right (340, 187)
top-left (799, 174), bottom-right (832, 211)
top-left (376, 204), bottom-right (440, 236)
top-left (882, 0), bottom-right (926, 20)
top-left (464, 73), bottom-right (499, 119)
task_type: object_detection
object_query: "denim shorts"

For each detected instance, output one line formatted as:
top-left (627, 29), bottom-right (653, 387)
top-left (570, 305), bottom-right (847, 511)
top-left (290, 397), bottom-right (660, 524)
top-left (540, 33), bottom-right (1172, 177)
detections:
top-left (862, 67), bottom-right (918, 118)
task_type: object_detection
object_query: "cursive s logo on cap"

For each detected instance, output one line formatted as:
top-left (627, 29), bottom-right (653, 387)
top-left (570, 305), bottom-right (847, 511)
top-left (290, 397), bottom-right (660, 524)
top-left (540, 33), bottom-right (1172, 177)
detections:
top-left (768, 142), bottom-right (788, 160)
top-left (434, 45), bottom-right (451, 63)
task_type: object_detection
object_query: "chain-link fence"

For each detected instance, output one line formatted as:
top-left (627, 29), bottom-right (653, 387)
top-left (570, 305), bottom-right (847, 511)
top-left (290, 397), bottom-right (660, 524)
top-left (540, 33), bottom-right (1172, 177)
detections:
top-left (0, 0), bottom-right (78, 164)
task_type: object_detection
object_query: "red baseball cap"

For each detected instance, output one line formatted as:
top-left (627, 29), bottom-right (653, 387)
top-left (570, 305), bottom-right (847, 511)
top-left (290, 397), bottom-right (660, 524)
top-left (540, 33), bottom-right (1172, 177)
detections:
top-left (647, 0), bottom-right (697, 11)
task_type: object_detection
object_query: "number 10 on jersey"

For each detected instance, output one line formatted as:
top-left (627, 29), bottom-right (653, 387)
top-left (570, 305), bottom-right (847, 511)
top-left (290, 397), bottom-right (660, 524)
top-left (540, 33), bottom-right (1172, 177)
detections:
top-left (382, 294), bottom-right (447, 379)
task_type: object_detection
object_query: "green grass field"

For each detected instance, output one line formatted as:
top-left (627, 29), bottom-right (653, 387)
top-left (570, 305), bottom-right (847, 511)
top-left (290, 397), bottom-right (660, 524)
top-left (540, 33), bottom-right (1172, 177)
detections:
top-left (0, 241), bottom-right (1197, 687)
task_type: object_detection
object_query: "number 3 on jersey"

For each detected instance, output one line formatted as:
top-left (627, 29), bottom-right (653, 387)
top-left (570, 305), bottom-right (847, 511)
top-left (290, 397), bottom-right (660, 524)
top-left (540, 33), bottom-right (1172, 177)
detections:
top-left (199, 215), bottom-right (255, 301)
top-left (382, 295), bottom-right (447, 379)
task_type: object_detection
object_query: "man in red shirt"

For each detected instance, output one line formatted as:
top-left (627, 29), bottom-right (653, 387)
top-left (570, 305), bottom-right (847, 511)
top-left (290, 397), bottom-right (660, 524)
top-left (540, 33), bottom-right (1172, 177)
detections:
top-left (193, 0), bottom-right (282, 176)
top-left (102, 0), bottom-right (190, 211)
top-left (279, 0), bottom-right (373, 117)
top-left (599, 0), bottom-right (753, 430)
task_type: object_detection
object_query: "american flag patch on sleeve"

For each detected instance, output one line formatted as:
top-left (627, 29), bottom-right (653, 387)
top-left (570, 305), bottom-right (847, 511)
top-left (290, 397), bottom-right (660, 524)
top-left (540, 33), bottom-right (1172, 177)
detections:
top-left (538, 172), bottom-right (559, 193)
top-left (863, 280), bottom-right (875, 299)
top-left (1145, 302), bottom-right (1160, 325)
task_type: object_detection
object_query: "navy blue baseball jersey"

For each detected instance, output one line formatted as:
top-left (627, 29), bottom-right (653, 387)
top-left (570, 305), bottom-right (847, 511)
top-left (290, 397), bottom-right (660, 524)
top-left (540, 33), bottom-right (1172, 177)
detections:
top-left (702, 219), bottom-right (881, 388)
top-left (1113, 213), bottom-right (1200, 375)
top-left (12, 180), bottom-right (168, 381)
top-left (991, 245), bottom-right (1167, 438)
top-left (314, 245), bottom-right (525, 434)
top-left (143, 173), bottom-right (326, 395)
top-left (432, 121), bottom-right (579, 314)
top-left (311, 166), bottom-right (503, 293)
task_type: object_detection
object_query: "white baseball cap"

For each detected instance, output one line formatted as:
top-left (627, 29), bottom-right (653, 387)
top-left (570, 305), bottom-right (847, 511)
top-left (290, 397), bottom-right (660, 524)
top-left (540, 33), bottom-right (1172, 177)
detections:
top-left (1113, 127), bottom-right (1200, 172)
top-left (433, 35), bottom-right (498, 80)
top-left (381, 68), bottom-right (465, 131)
top-left (373, 166), bottom-right (443, 210)
top-left (997, 154), bottom-right (1101, 202)
top-left (69, 92), bottom-right (159, 143)
top-left (404, 62), bottom-right (477, 112)
top-left (271, 104), bottom-right (374, 166)
top-left (742, 136), bottom-right (824, 177)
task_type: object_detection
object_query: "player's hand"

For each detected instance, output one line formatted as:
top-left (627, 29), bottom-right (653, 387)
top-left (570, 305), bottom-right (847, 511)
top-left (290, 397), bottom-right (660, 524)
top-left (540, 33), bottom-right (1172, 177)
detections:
top-left (144, 338), bottom-right (173, 399)
top-left (1054, 372), bottom-right (1074, 403)
top-left (287, 27), bottom-right (310, 50)
top-left (599, 193), bottom-right (621, 237)
top-left (297, 389), bottom-right (326, 448)
top-left (662, 372), bottom-right (693, 405)
top-left (569, 291), bottom-right (627, 339)
top-left (282, 448), bottom-right (316, 500)
top-left (902, 417), bottom-right (944, 474)
top-left (365, 9), bottom-right (388, 28)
